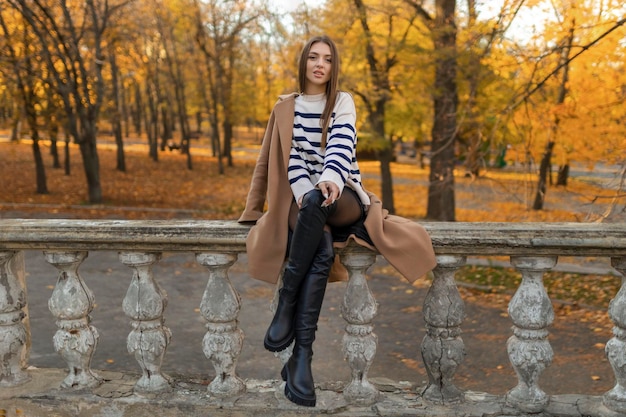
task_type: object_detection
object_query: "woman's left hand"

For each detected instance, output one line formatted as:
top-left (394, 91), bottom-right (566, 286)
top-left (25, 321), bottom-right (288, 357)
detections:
top-left (318, 181), bottom-right (339, 207)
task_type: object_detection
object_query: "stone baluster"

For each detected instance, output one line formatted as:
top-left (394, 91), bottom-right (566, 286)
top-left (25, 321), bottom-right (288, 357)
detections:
top-left (604, 256), bottom-right (626, 414)
top-left (506, 256), bottom-right (557, 413)
top-left (0, 251), bottom-right (31, 387)
top-left (45, 251), bottom-right (101, 389)
top-left (340, 250), bottom-right (379, 405)
top-left (269, 270), bottom-right (294, 365)
top-left (196, 252), bottom-right (245, 397)
top-left (421, 255), bottom-right (467, 404)
top-left (120, 252), bottom-right (172, 393)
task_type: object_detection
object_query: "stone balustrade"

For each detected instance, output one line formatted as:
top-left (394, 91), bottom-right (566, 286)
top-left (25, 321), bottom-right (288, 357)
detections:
top-left (0, 219), bottom-right (625, 417)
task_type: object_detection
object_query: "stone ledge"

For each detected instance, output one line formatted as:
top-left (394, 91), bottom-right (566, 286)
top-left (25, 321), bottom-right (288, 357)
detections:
top-left (0, 368), bottom-right (620, 417)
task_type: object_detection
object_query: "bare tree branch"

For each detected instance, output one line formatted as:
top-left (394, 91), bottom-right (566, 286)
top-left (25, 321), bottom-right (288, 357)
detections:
top-left (504, 17), bottom-right (626, 113)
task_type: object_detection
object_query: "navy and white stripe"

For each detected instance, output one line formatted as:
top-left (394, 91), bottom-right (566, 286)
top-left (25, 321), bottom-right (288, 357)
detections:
top-left (288, 92), bottom-right (370, 206)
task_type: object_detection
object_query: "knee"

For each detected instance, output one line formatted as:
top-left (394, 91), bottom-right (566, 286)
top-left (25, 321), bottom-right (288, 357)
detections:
top-left (300, 189), bottom-right (325, 210)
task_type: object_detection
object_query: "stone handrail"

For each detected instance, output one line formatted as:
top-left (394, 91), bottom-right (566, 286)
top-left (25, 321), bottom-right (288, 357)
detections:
top-left (1, 219), bottom-right (625, 417)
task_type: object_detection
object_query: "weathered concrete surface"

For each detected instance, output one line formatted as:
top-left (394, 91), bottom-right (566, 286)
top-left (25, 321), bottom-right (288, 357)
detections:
top-left (1, 368), bottom-right (621, 417)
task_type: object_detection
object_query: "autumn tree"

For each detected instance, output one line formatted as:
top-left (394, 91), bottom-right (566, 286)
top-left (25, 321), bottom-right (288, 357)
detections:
top-left (6, 0), bottom-right (130, 203)
top-left (532, 19), bottom-right (574, 209)
top-left (401, 0), bottom-right (458, 221)
top-left (149, 0), bottom-right (195, 169)
top-left (0, 8), bottom-right (48, 194)
top-left (338, 0), bottom-right (430, 214)
top-left (107, 44), bottom-right (126, 172)
top-left (500, 1), bottom-right (626, 210)
top-left (194, 0), bottom-right (260, 169)
top-left (457, 0), bottom-right (526, 177)
top-left (98, 1), bottom-right (147, 172)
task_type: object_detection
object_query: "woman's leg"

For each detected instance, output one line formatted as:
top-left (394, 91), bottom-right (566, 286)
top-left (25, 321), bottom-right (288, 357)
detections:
top-left (282, 229), bottom-right (333, 406)
top-left (264, 190), bottom-right (336, 352)
top-left (287, 187), bottom-right (362, 232)
top-left (326, 187), bottom-right (363, 228)
top-left (281, 188), bottom-right (364, 407)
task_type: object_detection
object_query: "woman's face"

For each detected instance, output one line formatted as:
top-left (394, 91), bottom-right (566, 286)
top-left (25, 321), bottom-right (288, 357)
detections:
top-left (304, 41), bottom-right (332, 95)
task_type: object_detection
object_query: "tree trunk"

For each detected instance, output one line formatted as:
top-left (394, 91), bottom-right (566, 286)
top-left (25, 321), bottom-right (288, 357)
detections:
top-left (533, 23), bottom-right (574, 208)
top-left (426, 0), bottom-right (457, 221)
top-left (222, 53), bottom-right (235, 168)
top-left (121, 79), bottom-right (129, 139)
top-left (133, 83), bottom-right (142, 136)
top-left (463, 0), bottom-right (482, 178)
top-left (10, 107), bottom-right (21, 142)
top-left (352, 0), bottom-right (395, 213)
top-left (196, 111), bottom-right (202, 133)
top-left (25, 101), bottom-right (48, 193)
top-left (211, 115), bottom-right (223, 174)
top-left (109, 45), bottom-right (126, 172)
top-left (78, 132), bottom-right (103, 203)
top-left (223, 119), bottom-right (233, 168)
top-left (64, 132), bottom-right (71, 176)
top-left (114, 122), bottom-right (125, 172)
top-left (379, 145), bottom-right (395, 213)
top-left (49, 123), bottom-right (61, 169)
top-left (556, 163), bottom-right (569, 186)
top-left (145, 80), bottom-right (159, 161)
top-left (372, 101), bottom-right (395, 214)
top-left (533, 140), bottom-right (554, 210)
top-left (161, 106), bottom-right (172, 147)
top-left (31, 131), bottom-right (48, 194)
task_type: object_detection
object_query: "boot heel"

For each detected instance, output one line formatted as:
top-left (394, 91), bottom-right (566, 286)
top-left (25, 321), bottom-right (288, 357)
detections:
top-left (285, 382), bottom-right (316, 407)
top-left (281, 354), bottom-right (316, 406)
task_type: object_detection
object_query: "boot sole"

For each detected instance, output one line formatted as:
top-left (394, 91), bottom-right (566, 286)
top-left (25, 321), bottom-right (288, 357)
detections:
top-left (284, 380), bottom-right (316, 407)
top-left (263, 330), bottom-right (294, 352)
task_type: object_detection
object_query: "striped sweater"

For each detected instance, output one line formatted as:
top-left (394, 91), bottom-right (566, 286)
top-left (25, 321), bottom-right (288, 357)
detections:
top-left (288, 91), bottom-right (370, 206)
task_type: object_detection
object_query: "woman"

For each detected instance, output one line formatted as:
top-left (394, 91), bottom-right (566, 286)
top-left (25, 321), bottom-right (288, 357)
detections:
top-left (239, 35), bottom-right (436, 407)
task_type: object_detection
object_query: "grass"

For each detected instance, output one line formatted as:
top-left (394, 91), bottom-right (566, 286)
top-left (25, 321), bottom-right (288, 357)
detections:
top-left (456, 264), bottom-right (621, 310)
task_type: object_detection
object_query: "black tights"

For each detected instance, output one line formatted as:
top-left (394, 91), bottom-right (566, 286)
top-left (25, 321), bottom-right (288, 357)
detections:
top-left (288, 187), bottom-right (363, 233)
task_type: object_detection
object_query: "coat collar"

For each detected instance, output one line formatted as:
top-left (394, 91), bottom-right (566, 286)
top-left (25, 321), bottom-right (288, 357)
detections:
top-left (274, 93), bottom-right (299, 169)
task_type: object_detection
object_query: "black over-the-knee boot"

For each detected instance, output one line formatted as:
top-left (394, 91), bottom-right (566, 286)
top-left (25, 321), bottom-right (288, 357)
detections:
top-left (264, 190), bottom-right (334, 352)
top-left (282, 230), bottom-right (333, 407)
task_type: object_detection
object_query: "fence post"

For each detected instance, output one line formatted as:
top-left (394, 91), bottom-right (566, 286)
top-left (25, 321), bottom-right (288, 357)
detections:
top-left (120, 251), bottom-right (172, 393)
top-left (0, 251), bottom-right (30, 387)
top-left (340, 250), bottom-right (379, 405)
top-left (421, 255), bottom-right (467, 404)
top-left (196, 252), bottom-right (245, 398)
top-left (45, 251), bottom-right (102, 389)
top-left (507, 255), bottom-right (557, 413)
top-left (604, 256), bottom-right (626, 414)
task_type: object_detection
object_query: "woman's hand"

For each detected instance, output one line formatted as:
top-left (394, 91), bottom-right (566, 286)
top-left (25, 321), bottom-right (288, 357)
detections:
top-left (318, 181), bottom-right (339, 207)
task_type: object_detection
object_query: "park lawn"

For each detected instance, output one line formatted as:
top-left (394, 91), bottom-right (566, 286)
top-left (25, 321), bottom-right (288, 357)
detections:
top-left (1, 138), bottom-right (615, 222)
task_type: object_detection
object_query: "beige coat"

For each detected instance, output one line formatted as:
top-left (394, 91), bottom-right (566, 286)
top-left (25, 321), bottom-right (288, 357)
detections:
top-left (238, 93), bottom-right (436, 284)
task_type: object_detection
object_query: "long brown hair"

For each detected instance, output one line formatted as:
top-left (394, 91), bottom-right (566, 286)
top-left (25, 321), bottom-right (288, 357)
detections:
top-left (297, 35), bottom-right (340, 148)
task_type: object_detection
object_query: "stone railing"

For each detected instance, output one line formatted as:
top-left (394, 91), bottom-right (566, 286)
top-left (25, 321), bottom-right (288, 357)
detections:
top-left (1, 219), bottom-right (625, 417)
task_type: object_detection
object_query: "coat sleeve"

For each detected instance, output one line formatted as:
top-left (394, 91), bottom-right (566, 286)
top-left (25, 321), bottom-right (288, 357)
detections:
top-left (238, 109), bottom-right (276, 224)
